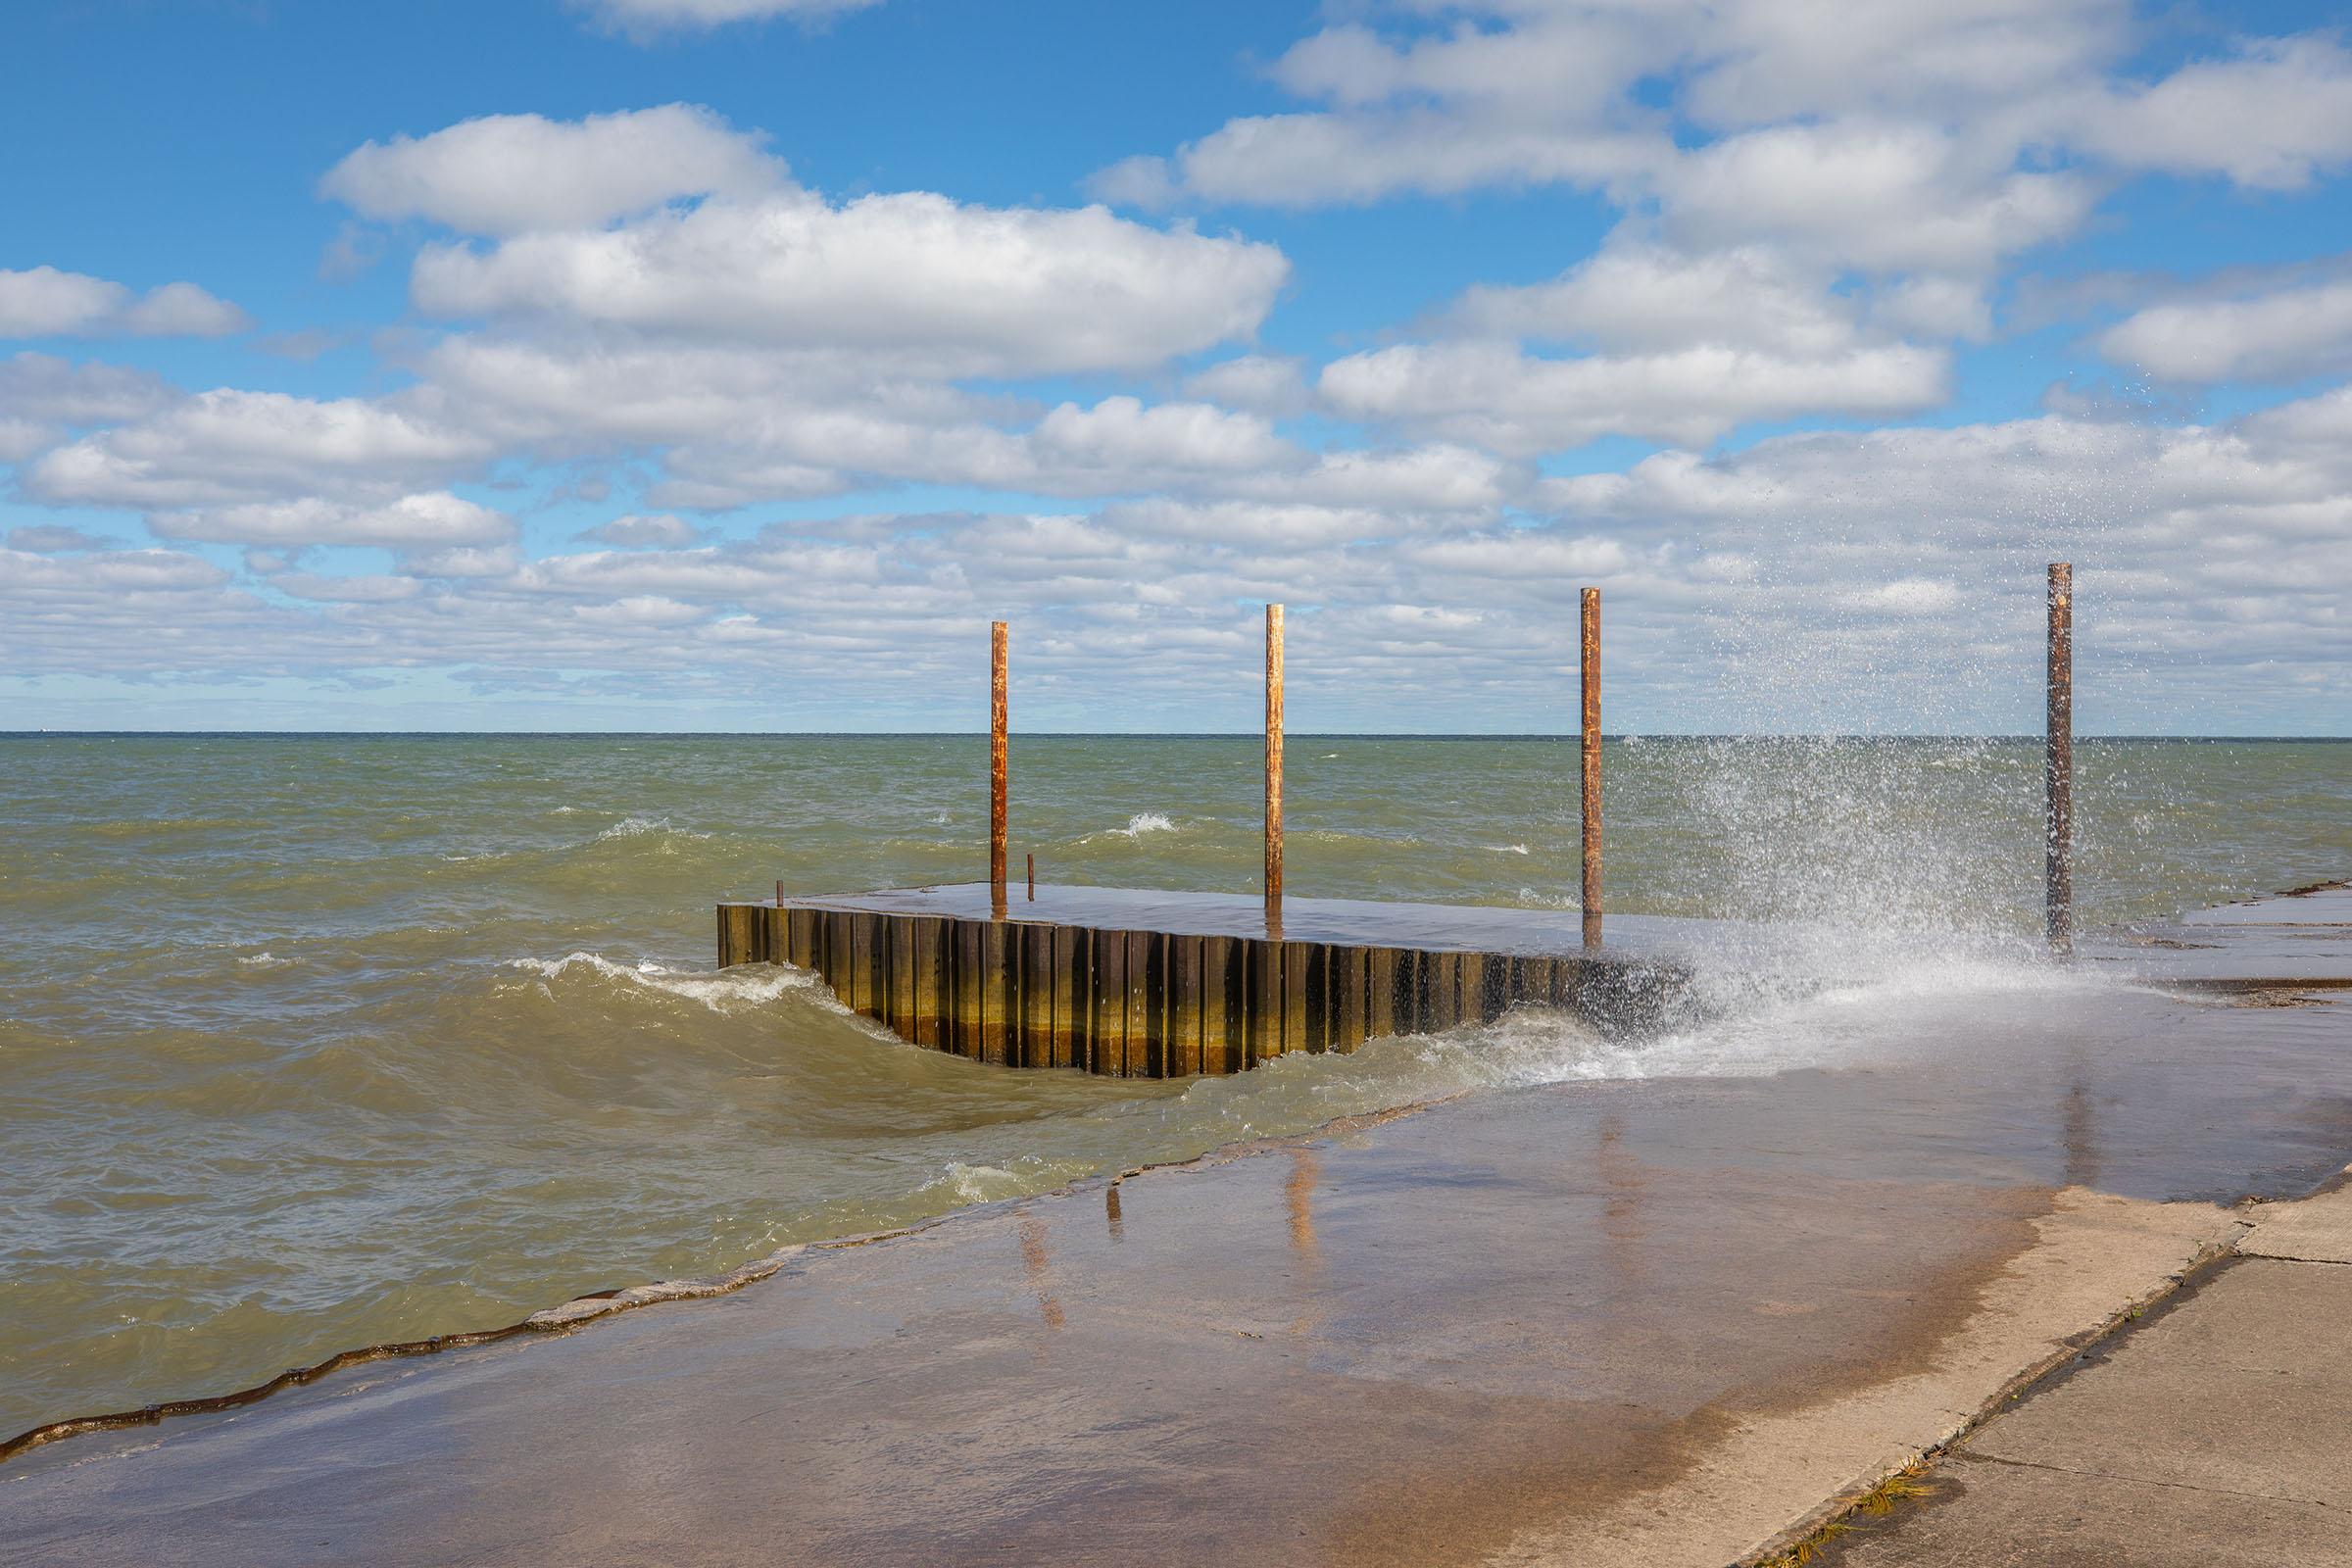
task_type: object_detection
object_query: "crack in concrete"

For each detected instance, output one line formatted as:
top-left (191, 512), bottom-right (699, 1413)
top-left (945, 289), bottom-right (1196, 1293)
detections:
top-left (1954, 1450), bottom-right (2340, 1511)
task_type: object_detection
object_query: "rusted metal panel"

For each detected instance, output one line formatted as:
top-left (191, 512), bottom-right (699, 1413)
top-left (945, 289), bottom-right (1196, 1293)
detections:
top-left (849, 912), bottom-right (881, 1016)
top-left (786, 907), bottom-right (816, 968)
top-left (1200, 935), bottom-right (1239, 1075)
top-left (1167, 934), bottom-right (1204, 1078)
top-left (1464, 952), bottom-right (1492, 1023)
top-left (1052, 926), bottom-right (1083, 1070)
top-left (1330, 945), bottom-right (1368, 1054)
top-left (832, 911), bottom-right (860, 1001)
top-left (1282, 940), bottom-right (1312, 1054)
top-left (1093, 929), bottom-right (1128, 1076)
top-left (1129, 931), bottom-right (1157, 1078)
top-left (980, 921), bottom-right (1011, 1066)
top-left (1249, 939), bottom-right (1284, 1064)
top-left (953, 918), bottom-right (984, 1059)
top-left (1367, 947), bottom-right (1397, 1042)
top-left (1022, 923), bottom-right (1056, 1068)
top-left (888, 915), bottom-right (916, 1037)
top-left (910, 916), bottom-right (945, 1048)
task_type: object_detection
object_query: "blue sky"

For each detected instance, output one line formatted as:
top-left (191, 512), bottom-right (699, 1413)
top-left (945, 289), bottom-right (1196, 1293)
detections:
top-left (4, 0), bottom-right (2350, 732)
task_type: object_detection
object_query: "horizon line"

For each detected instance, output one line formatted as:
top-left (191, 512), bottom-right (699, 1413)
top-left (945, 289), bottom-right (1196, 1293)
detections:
top-left (5, 731), bottom-right (2348, 743)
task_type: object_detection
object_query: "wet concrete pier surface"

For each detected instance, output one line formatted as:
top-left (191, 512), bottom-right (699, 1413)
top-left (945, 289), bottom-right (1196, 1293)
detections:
top-left (8, 899), bottom-right (2351, 1566)
top-left (2078, 879), bottom-right (2352, 989)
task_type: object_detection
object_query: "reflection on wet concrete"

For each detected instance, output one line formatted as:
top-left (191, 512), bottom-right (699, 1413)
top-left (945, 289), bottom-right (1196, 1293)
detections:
top-left (6, 904), bottom-right (2351, 1566)
top-left (2063, 1065), bottom-right (2101, 1192)
top-left (1018, 1217), bottom-right (1063, 1333)
top-left (1595, 1112), bottom-right (1650, 1302)
top-left (1286, 1148), bottom-right (1321, 1269)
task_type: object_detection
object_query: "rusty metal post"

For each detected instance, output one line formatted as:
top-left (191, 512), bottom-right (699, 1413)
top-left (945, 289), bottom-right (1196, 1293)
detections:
top-left (2045, 564), bottom-right (2074, 954)
top-left (1580, 588), bottom-right (1602, 948)
top-left (991, 621), bottom-right (1008, 916)
top-left (1265, 604), bottom-right (1285, 908)
top-left (775, 880), bottom-right (783, 908)
top-left (1026, 852), bottom-right (1035, 902)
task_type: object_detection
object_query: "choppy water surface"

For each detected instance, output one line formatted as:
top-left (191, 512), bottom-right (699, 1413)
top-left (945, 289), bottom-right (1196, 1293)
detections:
top-left (2, 734), bottom-right (2346, 1438)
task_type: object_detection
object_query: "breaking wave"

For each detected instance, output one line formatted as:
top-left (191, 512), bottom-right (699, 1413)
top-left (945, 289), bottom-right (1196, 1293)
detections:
top-left (503, 952), bottom-right (818, 1011)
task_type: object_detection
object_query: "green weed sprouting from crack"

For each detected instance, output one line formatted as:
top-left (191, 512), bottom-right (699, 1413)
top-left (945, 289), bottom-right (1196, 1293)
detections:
top-left (1753, 1461), bottom-right (1936, 1565)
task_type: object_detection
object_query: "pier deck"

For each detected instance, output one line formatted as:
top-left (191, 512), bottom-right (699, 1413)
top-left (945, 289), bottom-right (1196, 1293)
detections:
top-left (716, 884), bottom-right (1698, 1078)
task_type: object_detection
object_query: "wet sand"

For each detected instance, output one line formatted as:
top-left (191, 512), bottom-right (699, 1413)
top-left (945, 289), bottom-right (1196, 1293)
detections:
top-left (4, 895), bottom-right (2349, 1565)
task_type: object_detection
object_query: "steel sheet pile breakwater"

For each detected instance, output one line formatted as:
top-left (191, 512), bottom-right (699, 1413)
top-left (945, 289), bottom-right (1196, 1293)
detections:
top-left (718, 883), bottom-right (1692, 1077)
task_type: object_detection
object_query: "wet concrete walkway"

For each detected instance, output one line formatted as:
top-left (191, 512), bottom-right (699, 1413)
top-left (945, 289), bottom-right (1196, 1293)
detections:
top-left (1825, 1177), bottom-right (2352, 1567)
top-left (4, 890), bottom-right (2349, 1566)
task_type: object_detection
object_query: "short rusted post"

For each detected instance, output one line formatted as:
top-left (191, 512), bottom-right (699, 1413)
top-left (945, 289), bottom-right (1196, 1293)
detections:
top-left (775, 880), bottom-right (783, 908)
top-left (991, 620), bottom-right (1008, 916)
top-left (1580, 587), bottom-right (1601, 948)
top-left (2045, 564), bottom-right (2073, 953)
top-left (1264, 604), bottom-right (1285, 908)
top-left (1026, 852), bottom-right (1035, 902)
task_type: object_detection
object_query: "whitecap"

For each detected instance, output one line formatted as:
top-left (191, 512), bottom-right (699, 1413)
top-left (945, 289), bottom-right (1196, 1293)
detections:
top-left (237, 952), bottom-right (297, 969)
top-left (505, 952), bottom-right (816, 1011)
top-left (595, 815), bottom-right (712, 844)
top-left (1081, 812), bottom-right (1177, 842)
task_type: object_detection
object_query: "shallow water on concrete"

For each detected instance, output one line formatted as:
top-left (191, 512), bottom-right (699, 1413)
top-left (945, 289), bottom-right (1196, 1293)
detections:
top-left (2, 734), bottom-right (2346, 1440)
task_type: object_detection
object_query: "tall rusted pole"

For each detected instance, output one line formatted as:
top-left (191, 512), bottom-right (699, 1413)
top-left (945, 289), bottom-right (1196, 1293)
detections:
top-left (1265, 604), bottom-right (1285, 909)
top-left (1580, 587), bottom-right (1602, 948)
top-left (991, 620), bottom-right (1008, 915)
top-left (2045, 564), bottom-right (2073, 954)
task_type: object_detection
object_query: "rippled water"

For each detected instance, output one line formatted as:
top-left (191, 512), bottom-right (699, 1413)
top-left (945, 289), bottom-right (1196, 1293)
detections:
top-left (2, 733), bottom-right (2345, 1439)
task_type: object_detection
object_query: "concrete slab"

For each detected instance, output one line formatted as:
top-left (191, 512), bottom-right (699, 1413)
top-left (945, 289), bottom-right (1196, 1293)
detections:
top-left (1963, 1260), bottom-right (2352, 1506)
top-left (2081, 883), bottom-right (2352, 988)
top-left (2238, 1171), bottom-right (2352, 1263)
top-left (1833, 1452), bottom-right (2352, 1567)
top-left (1821, 1179), bottom-right (2352, 1567)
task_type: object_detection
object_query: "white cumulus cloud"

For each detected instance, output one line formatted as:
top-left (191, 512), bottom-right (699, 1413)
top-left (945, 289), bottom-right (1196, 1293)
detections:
top-left (0, 267), bottom-right (248, 339)
top-left (2099, 274), bottom-right (2352, 384)
top-left (1320, 339), bottom-right (1948, 454)
top-left (409, 188), bottom-right (1289, 378)
top-left (148, 493), bottom-right (515, 550)
top-left (321, 105), bottom-right (786, 235)
top-left (27, 390), bottom-right (495, 510)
